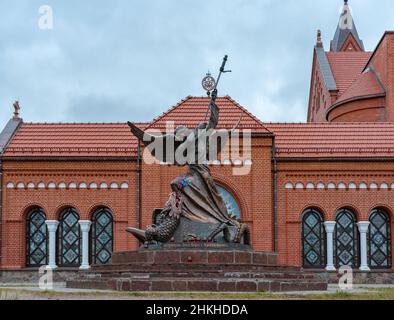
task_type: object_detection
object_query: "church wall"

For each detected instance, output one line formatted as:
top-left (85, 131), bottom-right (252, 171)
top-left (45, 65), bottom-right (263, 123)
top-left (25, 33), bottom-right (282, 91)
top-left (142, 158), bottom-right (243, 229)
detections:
top-left (327, 97), bottom-right (386, 122)
top-left (276, 160), bottom-right (394, 268)
top-left (308, 51), bottom-right (333, 122)
top-left (367, 33), bottom-right (394, 121)
top-left (0, 160), bottom-right (138, 269)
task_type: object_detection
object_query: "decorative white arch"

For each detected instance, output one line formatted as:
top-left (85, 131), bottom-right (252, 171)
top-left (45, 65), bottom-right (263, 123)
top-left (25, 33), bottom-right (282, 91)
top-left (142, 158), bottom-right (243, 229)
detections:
top-left (285, 182), bottom-right (294, 189)
top-left (295, 183), bottom-right (304, 189)
top-left (369, 183), bottom-right (378, 190)
top-left (37, 182), bottom-right (45, 189)
top-left (338, 183), bottom-right (347, 190)
top-left (100, 182), bottom-right (108, 189)
top-left (110, 182), bottom-right (119, 189)
top-left (316, 182), bottom-right (325, 190)
top-left (306, 183), bottom-right (315, 189)
top-left (327, 183), bottom-right (336, 189)
top-left (380, 183), bottom-right (389, 189)
top-left (348, 183), bottom-right (357, 189)
top-left (89, 183), bottom-right (98, 189)
top-left (58, 182), bottom-right (66, 189)
top-left (6, 182), bottom-right (14, 189)
top-left (17, 182), bottom-right (25, 189)
top-left (68, 182), bottom-right (77, 189)
top-left (47, 182), bottom-right (56, 189)
top-left (27, 182), bottom-right (35, 189)
top-left (359, 183), bottom-right (367, 189)
top-left (120, 182), bottom-right (129, 189)
top-left (79, 182), bottom-right (87, 189)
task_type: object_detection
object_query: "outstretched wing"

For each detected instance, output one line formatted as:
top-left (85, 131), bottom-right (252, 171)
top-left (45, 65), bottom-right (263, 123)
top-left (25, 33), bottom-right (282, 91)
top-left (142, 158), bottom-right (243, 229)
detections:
top-left (127, 121), bottom-right (184, 164)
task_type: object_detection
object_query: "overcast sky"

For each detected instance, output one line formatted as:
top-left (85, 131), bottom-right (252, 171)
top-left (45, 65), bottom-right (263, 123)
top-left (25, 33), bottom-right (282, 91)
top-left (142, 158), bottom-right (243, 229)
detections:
top-left (0, 0), bottom-right (393, 129)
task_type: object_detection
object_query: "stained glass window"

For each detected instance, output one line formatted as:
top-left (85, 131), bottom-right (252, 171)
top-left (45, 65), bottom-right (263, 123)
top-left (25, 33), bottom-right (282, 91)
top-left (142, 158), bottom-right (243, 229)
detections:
top-left (302, 209), bottom-right (326, 268)
top-left (91, 208), bottom-right (113, 265)
top-left (26, 208), bottom-right (48, 267)
top-left (57, 208), bottom-right (81, 266)
top-left (368, 209), bottom-right (391, 269)
top-left (334, 209), bottom-right (359, 268)
top-left (217, 186), bottom-right (241, 220)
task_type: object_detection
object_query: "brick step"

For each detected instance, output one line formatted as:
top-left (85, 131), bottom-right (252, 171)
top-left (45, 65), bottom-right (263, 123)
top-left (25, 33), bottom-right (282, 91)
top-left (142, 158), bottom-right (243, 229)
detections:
top-left (67, 277), bottom-right (327, 292)
top-left (92, 270), bottom-right (317, 280)
top-left (91, 263), bottom-right (301, 273)
top-left (111, 250), bottom-right (278, 266)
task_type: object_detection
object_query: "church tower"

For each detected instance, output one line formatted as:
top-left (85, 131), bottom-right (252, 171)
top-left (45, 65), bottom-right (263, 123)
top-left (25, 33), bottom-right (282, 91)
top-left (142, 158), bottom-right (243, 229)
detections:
top-left (307, 1), bottom-right (391, 123)
top-left (330, 0), bottom-right (365, 52)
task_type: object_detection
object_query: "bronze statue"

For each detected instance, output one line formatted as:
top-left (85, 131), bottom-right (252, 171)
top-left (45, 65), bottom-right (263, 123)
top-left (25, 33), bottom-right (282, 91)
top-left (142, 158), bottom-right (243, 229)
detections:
top-left (127, 56), bottom-right (250, 247)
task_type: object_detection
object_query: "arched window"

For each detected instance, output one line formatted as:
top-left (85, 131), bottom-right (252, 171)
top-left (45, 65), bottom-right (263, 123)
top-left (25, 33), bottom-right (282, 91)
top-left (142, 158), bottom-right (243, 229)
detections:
top-left (91, 208), bottom-right (114, 265)
top-left (57, 208), bottom-right (81, 266)
top-left (26, 208), bottom-right (48, 267)
top-left (369, 209), bottom-right (392, 269)
top-left (334, 209), bottom-right (359, 268)
top-left (217, 185), bottom-right (241, 220)
top-left (302, 209), bottom-right (326, 268)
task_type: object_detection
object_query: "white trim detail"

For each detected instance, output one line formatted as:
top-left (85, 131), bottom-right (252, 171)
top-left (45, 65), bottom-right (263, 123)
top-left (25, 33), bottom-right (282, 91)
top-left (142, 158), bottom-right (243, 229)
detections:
top-left (338, 183), bottom-right (346, 189)
top-left (58, 182), bottom-right (66, 189)
top-left (295, 183), bottom-right (304, 189)
top-left (381, 183), bottom-right (389, 189)
top-left (327, 183), bottom-right (336, 189)
top-left (79, 183), bottom-right (87, 189)
top-left (348, 183), bottom-right (357, 189)
top-left (68, 182), bottom-right (77, 189)
top-left (27, 182), bottom-right (35, 189)
top-left (100, 183), bottom-right (108, 189)
top-left (48, 182), bottom-right (56, 189)
top-left (369, 183), bottom-right (378, 190)
top-left (6, 182), bottom-right (14, 189)
top-left (17, 182), bottom-right (25, 189)
top-left (89, 183), bottom-right (98, 189)
top-left (317, 183), bottom-right (325, 190)
top-left (285, 183), bottom-right (293, 190)
top-left (120, 182), bottom-right (129, 189)
top-left (38, 182), bottom-right (46, 189)
top-left (110, 182), bottom-right (119, 189)
top-left (359, 183), bottom-right (367, 189)
top-left (306, 183), bottom-right (314, 189)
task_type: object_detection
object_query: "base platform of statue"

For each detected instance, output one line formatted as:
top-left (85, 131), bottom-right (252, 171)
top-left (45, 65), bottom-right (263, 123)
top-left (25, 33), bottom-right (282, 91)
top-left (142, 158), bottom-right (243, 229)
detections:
top-left (66, 247), bottom-right (328, 292)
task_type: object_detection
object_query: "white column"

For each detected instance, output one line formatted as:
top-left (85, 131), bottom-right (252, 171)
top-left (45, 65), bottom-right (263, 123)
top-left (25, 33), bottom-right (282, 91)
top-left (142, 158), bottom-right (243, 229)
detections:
top-left (79, 220), bottom-right (92, 270)
top-left (357, 221), bottom-right (371, 272)
top-left (45, 220), bottom-right (59, 270)
top-left (324, 221), bottom-right (336, 271)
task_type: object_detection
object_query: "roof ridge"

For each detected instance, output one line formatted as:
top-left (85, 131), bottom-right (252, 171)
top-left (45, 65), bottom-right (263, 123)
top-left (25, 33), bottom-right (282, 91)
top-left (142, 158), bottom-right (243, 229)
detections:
top-left (223, 96), bottom-right (272, 133)
top-left (146, 96), bottom-right (193, 129)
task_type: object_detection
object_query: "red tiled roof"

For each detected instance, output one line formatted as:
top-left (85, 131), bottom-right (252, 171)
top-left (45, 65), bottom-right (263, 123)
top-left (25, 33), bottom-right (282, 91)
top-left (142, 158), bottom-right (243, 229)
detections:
top-left (265, 122), bottom-right (394, 158)
top-left (334, 70), bottom-right (385, 105)
top-left (3, 122), bottom-right (148, 158)
top-left (146, 96), bottom-right (271, 133)
top-left (326, 51), bottom-right (372, 97)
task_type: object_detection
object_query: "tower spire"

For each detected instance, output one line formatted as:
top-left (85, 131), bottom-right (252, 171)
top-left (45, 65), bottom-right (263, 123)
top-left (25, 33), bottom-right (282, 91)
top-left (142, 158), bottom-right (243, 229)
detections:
top-left (330, 0), bottom-right (364, 52)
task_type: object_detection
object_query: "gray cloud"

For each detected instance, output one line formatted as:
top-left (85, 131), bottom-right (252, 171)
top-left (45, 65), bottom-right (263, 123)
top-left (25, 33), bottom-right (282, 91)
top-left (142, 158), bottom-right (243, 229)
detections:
top-left (1, 0), bottom-right (394, 129)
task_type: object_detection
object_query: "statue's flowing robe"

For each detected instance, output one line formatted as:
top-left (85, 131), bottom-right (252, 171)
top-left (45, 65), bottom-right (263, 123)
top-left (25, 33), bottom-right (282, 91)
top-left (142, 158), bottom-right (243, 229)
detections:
top-left (171, 164), bottom-right (237, 226)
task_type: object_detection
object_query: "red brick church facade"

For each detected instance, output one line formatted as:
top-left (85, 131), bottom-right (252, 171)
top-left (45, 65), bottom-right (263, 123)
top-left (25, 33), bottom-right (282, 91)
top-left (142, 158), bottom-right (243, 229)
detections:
top-left (1, 1), bottom-right (394, 272)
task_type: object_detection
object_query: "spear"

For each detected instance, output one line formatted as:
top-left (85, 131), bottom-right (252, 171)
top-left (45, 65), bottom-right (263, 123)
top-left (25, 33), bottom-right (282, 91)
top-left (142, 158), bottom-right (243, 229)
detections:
top-left (204, 55), bottom-right (232, 121)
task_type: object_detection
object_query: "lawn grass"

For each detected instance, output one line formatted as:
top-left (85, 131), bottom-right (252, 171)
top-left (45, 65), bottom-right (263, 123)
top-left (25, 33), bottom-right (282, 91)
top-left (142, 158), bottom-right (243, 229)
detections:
top-left (1, 287), bottom-right (394, 300)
